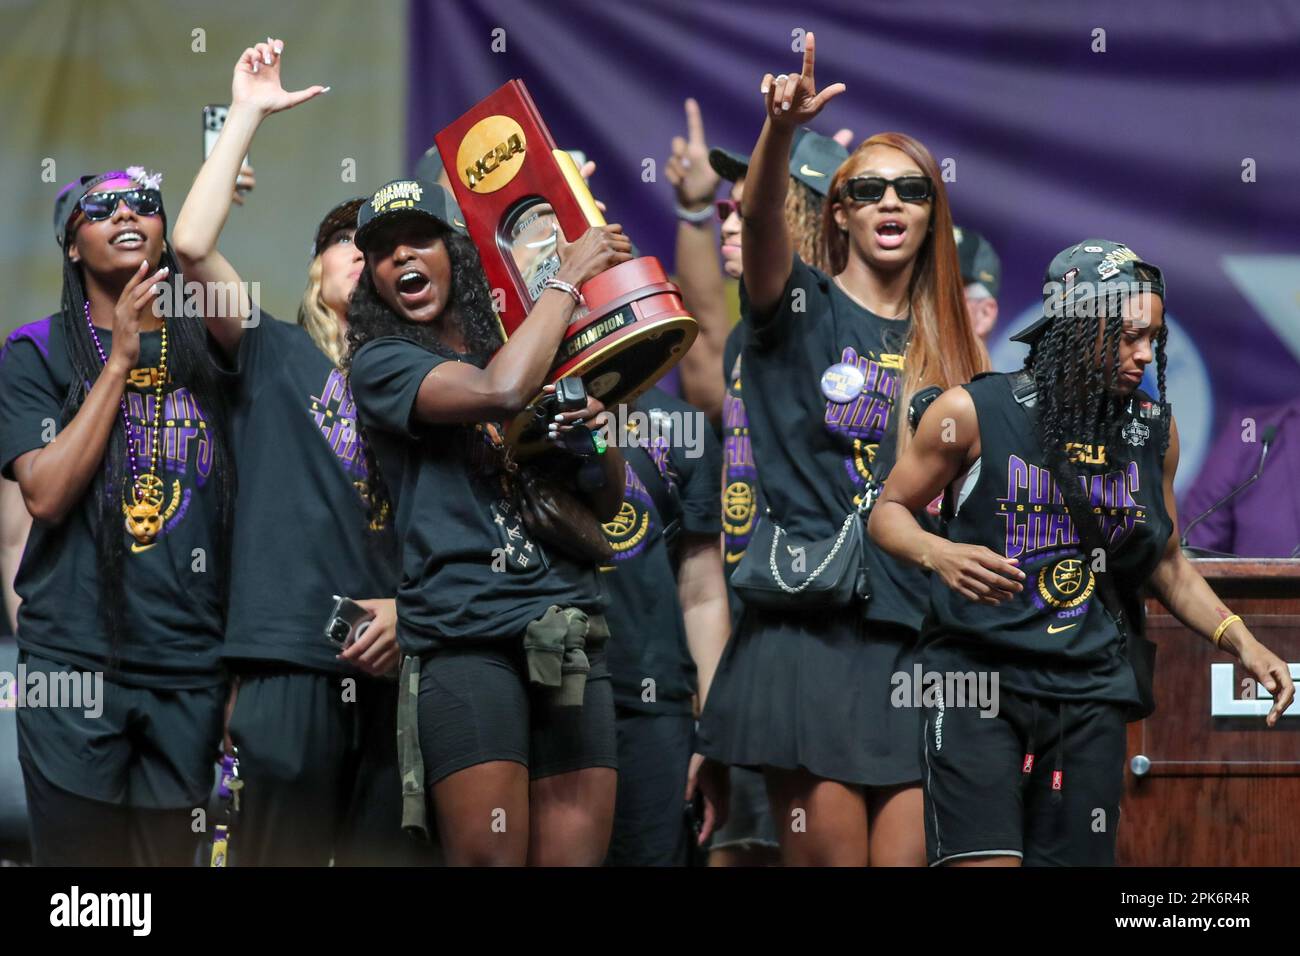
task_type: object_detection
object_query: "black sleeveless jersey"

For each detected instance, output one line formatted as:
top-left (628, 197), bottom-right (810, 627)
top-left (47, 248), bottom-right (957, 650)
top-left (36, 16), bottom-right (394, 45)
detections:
top-left (920, 372), bottom-right (1174, 703)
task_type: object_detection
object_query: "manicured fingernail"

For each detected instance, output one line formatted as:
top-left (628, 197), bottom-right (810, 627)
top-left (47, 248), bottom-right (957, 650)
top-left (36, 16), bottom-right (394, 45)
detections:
top-left (252, 61), bottom-right (258, 73)
top-left (554, 414), bottom-right (564, 422)
top-left (782, 101), bottom-right (791, 111)
top-left (321, 85), bottom-right (331, 93)
top-left (760, 84), bottom-right (769, 94)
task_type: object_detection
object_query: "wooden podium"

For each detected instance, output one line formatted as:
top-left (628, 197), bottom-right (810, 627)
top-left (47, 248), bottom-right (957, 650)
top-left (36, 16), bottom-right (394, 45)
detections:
top-left (1118, 559), bottom-right (1300, 866)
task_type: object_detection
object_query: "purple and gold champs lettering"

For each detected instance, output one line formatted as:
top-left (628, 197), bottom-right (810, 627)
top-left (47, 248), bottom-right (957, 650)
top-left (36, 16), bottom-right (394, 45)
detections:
top-left (722, 361), bottom-right (757, 566)
top-left (822, 345), bottom-right (904, 495)
top-left (996, 451), bottom-right (1147, 620)
top-left (122, 377), bottom-right (212, 542)
top-left (309, 368), bottom-right (365, 479)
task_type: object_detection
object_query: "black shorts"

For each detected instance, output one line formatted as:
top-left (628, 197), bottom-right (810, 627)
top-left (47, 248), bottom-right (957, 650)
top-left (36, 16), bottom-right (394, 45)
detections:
top-left (921, 685), bottom-right (1127, 866)
top-left (15, 650), bottom-right (224, 809)
top-left (417, 641), bottom-right (617, 786)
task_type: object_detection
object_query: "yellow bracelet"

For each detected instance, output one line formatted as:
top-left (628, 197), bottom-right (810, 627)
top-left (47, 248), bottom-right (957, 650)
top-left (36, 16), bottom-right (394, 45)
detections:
top-left (1212, 614), bottom-right (1243, 649)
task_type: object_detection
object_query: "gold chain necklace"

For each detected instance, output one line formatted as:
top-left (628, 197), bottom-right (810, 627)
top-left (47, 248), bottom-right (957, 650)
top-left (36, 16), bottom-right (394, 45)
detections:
top-left (85, 302), bottom-right (169, 544)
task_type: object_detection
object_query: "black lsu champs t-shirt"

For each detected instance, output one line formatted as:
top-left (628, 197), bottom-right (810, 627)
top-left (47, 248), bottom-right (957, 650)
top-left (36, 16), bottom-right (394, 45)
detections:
top-left (740, 254), bottom-right (929, 631)
top-left (600, 387), bottom-right (722, 715)
top-left (921, 373), bottom-right (1174, 703)
top-left (0, 315), bottom-right (225, 687)
top-left (348, 336), bottom-right (603, 655)
top-left (220, 315), bottom-right (399, 673)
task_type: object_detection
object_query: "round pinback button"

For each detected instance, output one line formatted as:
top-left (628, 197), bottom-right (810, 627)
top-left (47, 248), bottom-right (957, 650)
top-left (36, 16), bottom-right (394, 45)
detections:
top-left (820, 362), bottom-right (866, 403)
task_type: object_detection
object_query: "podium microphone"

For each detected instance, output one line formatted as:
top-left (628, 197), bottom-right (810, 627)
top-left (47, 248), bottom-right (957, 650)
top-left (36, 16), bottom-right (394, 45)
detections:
top-left (1180, 425), bottom-right (1276, 557)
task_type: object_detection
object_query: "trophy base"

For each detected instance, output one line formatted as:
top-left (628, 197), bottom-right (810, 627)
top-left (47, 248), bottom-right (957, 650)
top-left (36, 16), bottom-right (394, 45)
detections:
top-left (504, 256), bottom-right (698, 456)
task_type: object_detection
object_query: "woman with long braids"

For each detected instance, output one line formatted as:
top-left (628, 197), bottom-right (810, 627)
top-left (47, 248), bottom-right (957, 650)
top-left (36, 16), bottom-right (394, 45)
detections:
top-left (0, 168), bottom-right (235, 865)
top-left (171, 38), bottom-right (425, 865)
top-left (870, 240), bottom-right (1295, 866)
top-left (695, 34), bottom-right (988, 866)
top-left (344, 175), bottom-right (633, 866)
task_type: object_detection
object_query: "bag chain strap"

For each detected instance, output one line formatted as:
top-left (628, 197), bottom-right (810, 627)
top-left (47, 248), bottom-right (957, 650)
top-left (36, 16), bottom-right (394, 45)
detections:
top-left (765, 483), bottom-right (879, 594)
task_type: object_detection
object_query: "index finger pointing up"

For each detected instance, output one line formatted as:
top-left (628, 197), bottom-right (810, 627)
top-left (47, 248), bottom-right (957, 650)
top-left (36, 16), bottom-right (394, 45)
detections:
top-left (802, 31), bottom-right (816, 85)
top-left (684, 97), bottom-right (705, 146)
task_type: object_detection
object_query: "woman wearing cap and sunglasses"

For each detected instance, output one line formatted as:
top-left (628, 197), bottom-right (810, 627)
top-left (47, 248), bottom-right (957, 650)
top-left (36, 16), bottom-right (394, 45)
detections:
top-left (0, 169), bottom-right (236, 865)
top-left (870, 240), bottom-right (1294, 866)
top-left (171, 38), bottom-right (427, 865)
top-left (342, 164), bottom-right (644, 864)
top-left (694, 34), bottom-right (987, 867)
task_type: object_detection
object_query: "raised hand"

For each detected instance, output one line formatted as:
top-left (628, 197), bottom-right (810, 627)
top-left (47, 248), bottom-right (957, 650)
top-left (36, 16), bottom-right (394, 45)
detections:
top-left (231, 37), bottom-right (328, 117)
top-left (760, 31), bottom-right (845, 129)
top-left (110, 259), bottom-right (169, 373)
top-left (665, 98), bottom-right (720, 209)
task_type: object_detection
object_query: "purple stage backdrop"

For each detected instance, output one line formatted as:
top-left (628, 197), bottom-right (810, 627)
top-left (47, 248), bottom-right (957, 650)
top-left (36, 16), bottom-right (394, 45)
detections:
top-left (406, 0), bottom-right (1300, 491)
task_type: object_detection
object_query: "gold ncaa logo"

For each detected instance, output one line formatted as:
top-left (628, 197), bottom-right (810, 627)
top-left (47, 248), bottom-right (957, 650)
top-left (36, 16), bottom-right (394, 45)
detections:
top-left (457, 115), bottom-right (527, 193)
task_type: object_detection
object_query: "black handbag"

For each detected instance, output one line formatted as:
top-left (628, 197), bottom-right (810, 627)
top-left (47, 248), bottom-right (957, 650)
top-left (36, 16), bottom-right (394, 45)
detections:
top-left (478, 422), bottom-right (614, 565)
top-left (729, 487), bottom-right (876, 610)
top-left (514, 464), bottom-right (615, 564)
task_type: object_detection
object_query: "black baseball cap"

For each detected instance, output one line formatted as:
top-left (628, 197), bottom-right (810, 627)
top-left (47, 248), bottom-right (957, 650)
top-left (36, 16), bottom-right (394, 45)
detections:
top-left (954, 226), bottom-right (1001, 299)
top-left (354, 179), bottom-right (466, 253)
top-left (1010, 239), bottom-right (1165, 344)
top-left (414, 145), bottom-right (446, 186)
top-left (54, 168), bottom-right (167, 249)
top-left (708, 127), bottom-right (848, 198)
top-left (312, 197), bottom-right (365, 258)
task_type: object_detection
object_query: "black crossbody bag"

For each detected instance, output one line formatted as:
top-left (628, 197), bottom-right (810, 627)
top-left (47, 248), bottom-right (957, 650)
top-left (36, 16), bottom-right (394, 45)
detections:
top-left (729, 280), bottom-right (905, 613)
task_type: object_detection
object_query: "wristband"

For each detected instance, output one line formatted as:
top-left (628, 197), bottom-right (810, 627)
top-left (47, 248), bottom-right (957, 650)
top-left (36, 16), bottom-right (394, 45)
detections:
top-left (675, 203), bottom-right (714, 224)
top-left (1212, 613), bottom-right (1243, 649)
top-left (541, 277), bottom-right (584, 307)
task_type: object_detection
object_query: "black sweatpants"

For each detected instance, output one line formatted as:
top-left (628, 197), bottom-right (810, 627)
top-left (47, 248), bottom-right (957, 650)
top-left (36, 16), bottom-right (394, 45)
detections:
top-left (227, 664), bottom-right (432, 866)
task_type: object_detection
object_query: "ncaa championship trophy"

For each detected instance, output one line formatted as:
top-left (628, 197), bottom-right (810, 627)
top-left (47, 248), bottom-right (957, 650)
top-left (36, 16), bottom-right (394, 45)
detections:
top-left (434, 80), bottom-right (698, 450)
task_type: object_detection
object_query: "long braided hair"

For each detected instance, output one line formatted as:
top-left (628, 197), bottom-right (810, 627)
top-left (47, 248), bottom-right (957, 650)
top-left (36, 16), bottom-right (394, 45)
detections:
top-left (342, 228), bottom-right (501, 529)
top-left (1025, 266), bottom-right (1169, 559)
top-left (57, 244), bottom-right (236, 668)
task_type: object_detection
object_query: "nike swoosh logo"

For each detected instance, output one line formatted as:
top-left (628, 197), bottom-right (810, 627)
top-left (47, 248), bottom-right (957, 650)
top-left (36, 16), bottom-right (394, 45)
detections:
top-left (130, 541), bottom-right (157, 554)
top-left (1047, 622), bottom-right (1078, 634)
top-left (799, 164), bottom-right (826, 178)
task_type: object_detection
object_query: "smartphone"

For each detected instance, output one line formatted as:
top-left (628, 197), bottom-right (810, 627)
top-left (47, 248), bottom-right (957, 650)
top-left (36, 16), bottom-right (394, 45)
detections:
top-left (203, 104), bottom-right (251, 174)
top-left (324, 595), bottom-right (373, 649)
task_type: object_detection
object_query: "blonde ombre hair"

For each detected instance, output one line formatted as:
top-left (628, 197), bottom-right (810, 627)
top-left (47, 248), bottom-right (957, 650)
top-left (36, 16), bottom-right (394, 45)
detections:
top-left (297, 253), bottom-right (347, 366)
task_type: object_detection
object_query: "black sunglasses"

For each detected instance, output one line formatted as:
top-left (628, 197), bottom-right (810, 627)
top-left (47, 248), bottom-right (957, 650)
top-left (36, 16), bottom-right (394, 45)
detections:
top-left (841, 176), bottom-right (933, 204)
top-left (77, 188), bottom-right (163, 222)
top-left (715, 198), bottom-right (742, 222)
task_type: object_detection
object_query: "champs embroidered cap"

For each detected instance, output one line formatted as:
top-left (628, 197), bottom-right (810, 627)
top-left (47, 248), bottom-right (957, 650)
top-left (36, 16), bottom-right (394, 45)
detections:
top-left (354, 179), bottom-right (466, 253)
top-left (1010, 239), bottom-right (1165, 344)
